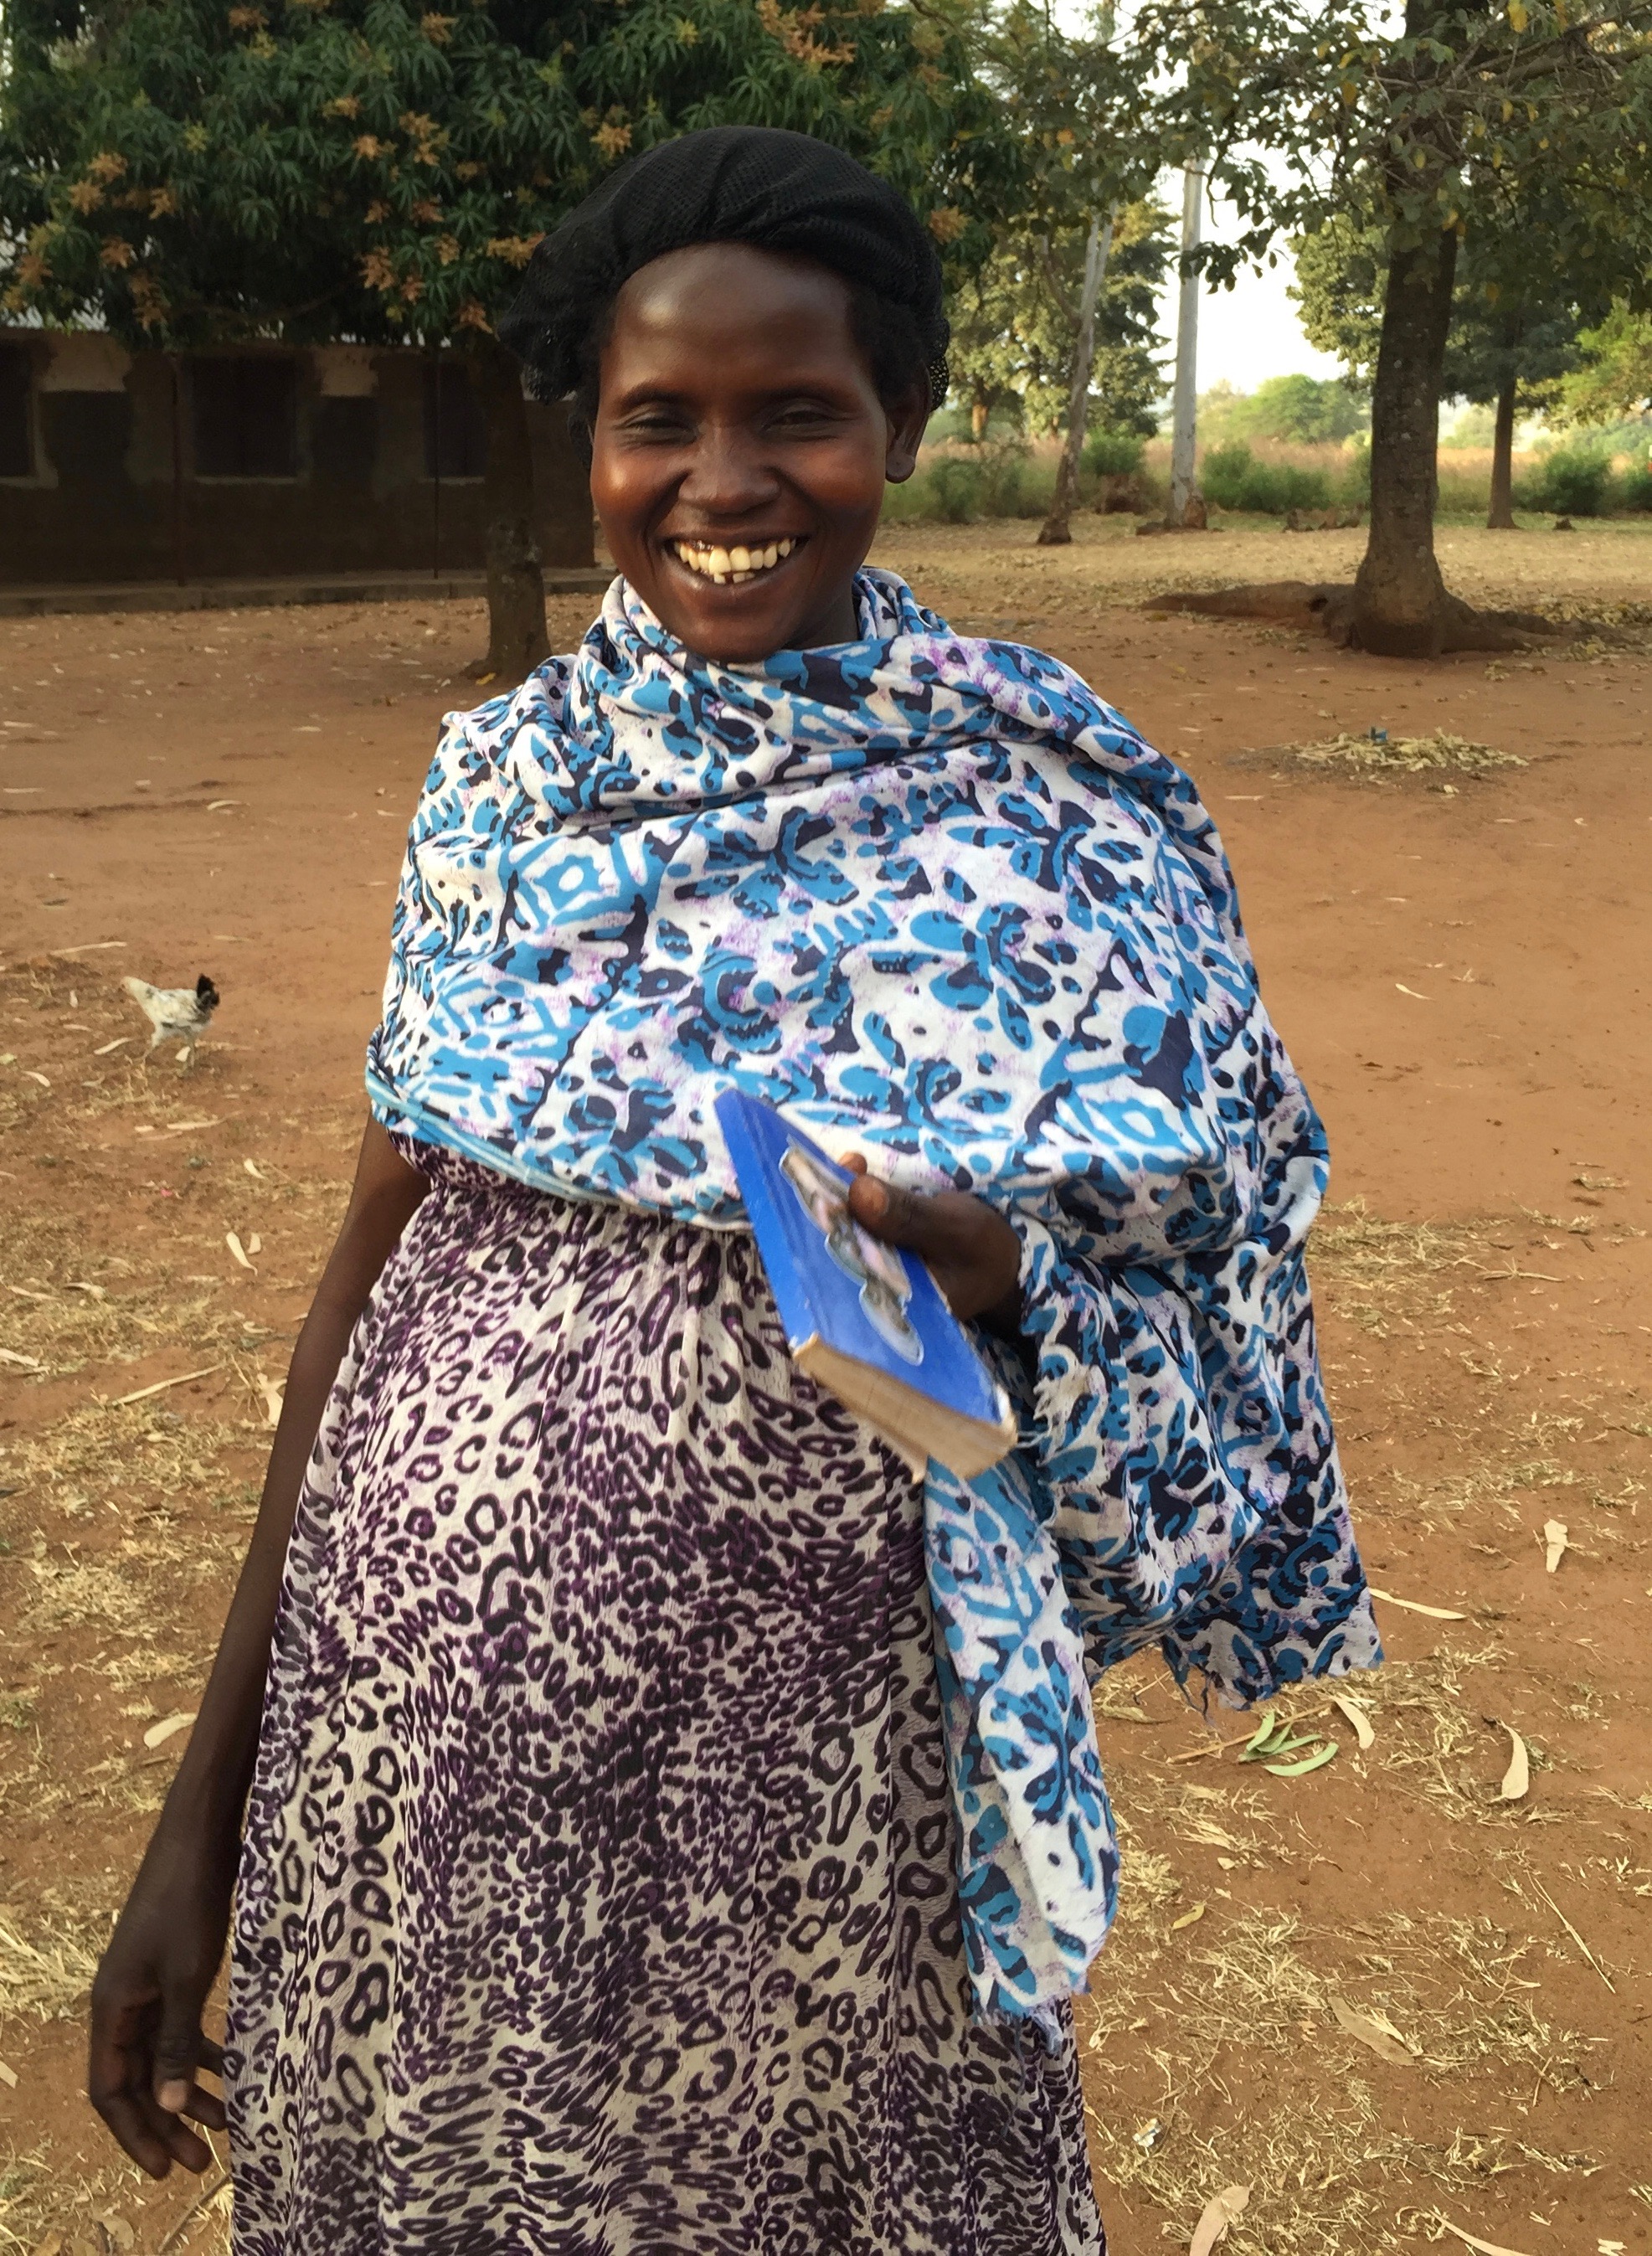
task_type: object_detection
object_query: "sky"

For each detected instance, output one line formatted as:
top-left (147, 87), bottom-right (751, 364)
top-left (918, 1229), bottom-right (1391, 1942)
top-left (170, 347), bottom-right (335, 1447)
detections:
top-left (1149, 178), bottom-right (1346, 395)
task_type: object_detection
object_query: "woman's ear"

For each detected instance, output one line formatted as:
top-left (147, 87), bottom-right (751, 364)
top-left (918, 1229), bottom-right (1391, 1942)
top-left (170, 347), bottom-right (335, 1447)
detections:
top-left (883, 373), bottom-right (933, 486)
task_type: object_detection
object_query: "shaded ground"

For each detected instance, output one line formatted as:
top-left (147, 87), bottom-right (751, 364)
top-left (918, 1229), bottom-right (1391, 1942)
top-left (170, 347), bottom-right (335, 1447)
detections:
top-left (2, 519), bottom-right (1649, 2256)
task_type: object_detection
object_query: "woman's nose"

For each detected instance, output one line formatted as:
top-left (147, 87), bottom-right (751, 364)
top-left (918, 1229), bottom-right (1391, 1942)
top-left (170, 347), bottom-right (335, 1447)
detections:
top-left (677, 425), bottom-right (782, 517)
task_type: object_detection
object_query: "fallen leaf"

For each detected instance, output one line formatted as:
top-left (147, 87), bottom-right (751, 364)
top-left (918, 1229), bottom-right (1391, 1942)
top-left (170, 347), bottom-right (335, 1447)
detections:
top-left (226, 1231), bottom-right (255, 1271)
top-left (1433, 2212), bottom-right (1538, 2256)
top-left (247, 1232), bottom-right (263, 1256)
top-left (1395, 983), bottom-right (1431, 1000)
top-left (206, 799), bottom-right (242, 811)
top-left (0, 2056), bottom-right (15, 2088)
top-left (1188, 2184), bottom-right (1250, 2256)
top-left (142, 1711), bottom-right (197, 1750)
top-left (28, 2234), bottom-right (65, 2256)
top-left (1368, 1587), bottom-right (1467, 1620)
top-left (1330, 1997), bottom-right (1413, 2063)
top-left (1332, 1693), bottom-right (1375, 1749)
top-left (1498, 1723), bottom-right (1530, 1802)
top-left (1543, 1519), bottom-right (1569, 1574)
top-left (92, 1037), bottom-right (131, 1055)
top-left (162, 1117), bottom-right (219, 1135)
top-left (1265, 1739), bottom-right (1339, 1777)
top-left (24, 1069), bottom-right (51, 1088)
top-left (95, 2218), bottom-right (134, 2253)
top-left (0, 1347), bottom-right (45, 1371)
top-left (1600, 2242), bottom-right (1627, 2254)
top-left (244, 1158), bottom-right (265, 1179)
top-left (1169, 1900), bottom-right (1207, 1934)
top-left (259, 1374), bottom-right (285, 1429)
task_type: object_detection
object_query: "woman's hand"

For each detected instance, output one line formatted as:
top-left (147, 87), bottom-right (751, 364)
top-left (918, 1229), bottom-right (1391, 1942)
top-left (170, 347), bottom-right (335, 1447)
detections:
top-left (87, 1828), bottom-right (236, 2177)
top-left (843, 1156), bottom-right (1022, 1333)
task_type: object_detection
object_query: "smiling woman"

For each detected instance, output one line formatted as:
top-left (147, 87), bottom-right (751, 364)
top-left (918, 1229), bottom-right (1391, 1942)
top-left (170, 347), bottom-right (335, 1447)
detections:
top-left (589, 238), bottom-right (929, 655)
top-left (85, 126), bottom-right (1380, 2256)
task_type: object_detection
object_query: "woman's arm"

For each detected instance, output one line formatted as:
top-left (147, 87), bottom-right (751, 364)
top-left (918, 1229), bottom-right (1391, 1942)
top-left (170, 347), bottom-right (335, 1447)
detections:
top-left (87, 1118), bottom-right (429, 2179)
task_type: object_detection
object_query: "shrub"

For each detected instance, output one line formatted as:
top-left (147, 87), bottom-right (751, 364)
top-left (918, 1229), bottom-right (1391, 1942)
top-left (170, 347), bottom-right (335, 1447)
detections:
top-left (1617, 459), bottom-right (1652, 512)
top-left (1082, 428), bottom-right (1146, 477)
top-left (1201, 441), bottom-right (1332, 516)
top-left (881, 435), bottom-right (1031, 523)
top-left (1338, 438), bottom-right (1372, 505)
top-left (1537, 446), bottom-right (1611, 518)
top-left (925, 455), bottom-right (984, 522)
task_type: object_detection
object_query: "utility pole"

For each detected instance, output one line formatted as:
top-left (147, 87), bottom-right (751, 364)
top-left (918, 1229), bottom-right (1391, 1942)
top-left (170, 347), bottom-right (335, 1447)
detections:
top-left (1168, 162), bottom-right (1205, 527)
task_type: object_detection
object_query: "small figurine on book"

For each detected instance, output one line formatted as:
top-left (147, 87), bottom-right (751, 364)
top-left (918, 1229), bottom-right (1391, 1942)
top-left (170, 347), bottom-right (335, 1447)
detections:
top-left (715, 1089), bottom-right (1017, 1481)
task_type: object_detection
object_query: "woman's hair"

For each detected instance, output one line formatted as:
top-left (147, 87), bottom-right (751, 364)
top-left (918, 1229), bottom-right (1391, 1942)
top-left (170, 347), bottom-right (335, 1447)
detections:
top-left (499, 126), bottom-right (950, 456)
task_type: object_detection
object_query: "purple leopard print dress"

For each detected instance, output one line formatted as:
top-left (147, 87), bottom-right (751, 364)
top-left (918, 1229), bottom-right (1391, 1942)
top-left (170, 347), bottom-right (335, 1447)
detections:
top-left (224, 1146), bottom-right (1103, 2255)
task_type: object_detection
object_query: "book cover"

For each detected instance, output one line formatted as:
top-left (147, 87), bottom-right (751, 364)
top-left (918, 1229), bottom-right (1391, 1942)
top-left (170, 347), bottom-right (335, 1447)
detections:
top-left (714, 1089), bottom-right (1017, 1481)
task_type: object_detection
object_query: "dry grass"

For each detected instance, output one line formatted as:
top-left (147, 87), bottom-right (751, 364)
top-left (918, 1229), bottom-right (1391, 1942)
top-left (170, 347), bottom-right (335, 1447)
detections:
top-left (1078, 1727), bottom-right (1603, 2253)
top-left (1274, 729), bottom-right (1526, 780)
top-left (0, 1912), bottom-right (99, 2022)
top-left (1308, 1198), bottom-right (1506, 1335)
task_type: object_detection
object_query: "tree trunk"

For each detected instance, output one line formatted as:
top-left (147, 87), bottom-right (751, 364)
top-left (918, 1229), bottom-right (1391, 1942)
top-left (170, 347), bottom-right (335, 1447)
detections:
top-left (970, 386), bottom-right (990, 442)
top-left (471, 337), bottom-right (549, 683)
top-left (1037, 210), bottom-right (1115, 548)
top-left (1351, 224), bottom-right (1459, 656)
top-left (1167, 166), bottom-right (1204, 527)
top-left (1487, 374), bottom-right (1518, 529)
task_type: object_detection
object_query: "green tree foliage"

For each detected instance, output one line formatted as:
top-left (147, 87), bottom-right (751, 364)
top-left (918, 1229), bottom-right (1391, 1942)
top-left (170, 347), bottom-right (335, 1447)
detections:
top-left (0, 0), bottom-right (1014, 662)
top-left (1558, 305), bottom-right (1652, 423)
top-left (946, 197), bottom-right (1171, 440)
top-left (1, 0), bottom-right (1006, 343)
top-left (1135, 0), bottom-right (1652, 652)
top-left (1198, 371), bottom-right (1366, 446)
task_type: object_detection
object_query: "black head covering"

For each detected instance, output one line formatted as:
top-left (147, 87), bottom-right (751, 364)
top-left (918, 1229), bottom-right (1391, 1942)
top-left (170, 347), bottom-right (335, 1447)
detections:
top-left (498, 126), bottom-right (950, 410)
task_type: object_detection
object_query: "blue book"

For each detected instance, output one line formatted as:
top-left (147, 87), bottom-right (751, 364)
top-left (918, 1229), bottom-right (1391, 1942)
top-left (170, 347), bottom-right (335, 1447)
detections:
top-left (714, 1089), bottom-right (1017, 1481)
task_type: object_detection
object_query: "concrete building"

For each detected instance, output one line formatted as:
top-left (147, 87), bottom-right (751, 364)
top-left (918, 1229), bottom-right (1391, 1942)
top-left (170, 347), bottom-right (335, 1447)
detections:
top-left (0, 330), bottom-right (593, 587)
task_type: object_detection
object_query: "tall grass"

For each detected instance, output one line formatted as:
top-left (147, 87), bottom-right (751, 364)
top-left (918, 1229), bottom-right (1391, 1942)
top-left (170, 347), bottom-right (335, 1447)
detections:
top-left (882, 429), bottom-right (1652, 523)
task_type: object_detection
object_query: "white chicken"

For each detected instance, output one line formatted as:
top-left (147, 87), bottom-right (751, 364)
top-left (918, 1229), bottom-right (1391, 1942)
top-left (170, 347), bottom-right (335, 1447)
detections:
top-left (122, 972), bottom-right (220, 1070)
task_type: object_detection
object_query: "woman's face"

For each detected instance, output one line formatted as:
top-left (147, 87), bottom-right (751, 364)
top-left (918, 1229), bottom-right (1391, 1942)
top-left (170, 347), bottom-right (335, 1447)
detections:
top-left (589, 242), bottom-right (929, 662)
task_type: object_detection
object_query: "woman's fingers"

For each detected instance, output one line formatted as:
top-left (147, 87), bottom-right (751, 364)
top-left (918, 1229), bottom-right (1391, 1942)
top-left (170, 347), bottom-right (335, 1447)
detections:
top-left (89, 2008), bottom-right (214, 2178)
top-left (153, 1988), bottom-right (208, 2116)
top-left (181, 2081), bottom-right (228, 2133)
top-left (845, 1174), bottom-right (1022, 1326)
top-left (89, 1966), bottom-right (224, 2177)
top-left (845, 1172), bottom-right (918, 1241)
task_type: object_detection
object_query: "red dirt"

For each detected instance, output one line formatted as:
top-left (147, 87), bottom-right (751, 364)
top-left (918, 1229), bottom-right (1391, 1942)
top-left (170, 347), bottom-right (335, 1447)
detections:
top-left (2, 526), bottom-right (1649, 2255)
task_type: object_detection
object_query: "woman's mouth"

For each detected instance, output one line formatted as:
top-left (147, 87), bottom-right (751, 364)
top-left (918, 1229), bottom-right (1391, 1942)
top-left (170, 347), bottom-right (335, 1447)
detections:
top-left (666, 536), bottom-right (801, 588)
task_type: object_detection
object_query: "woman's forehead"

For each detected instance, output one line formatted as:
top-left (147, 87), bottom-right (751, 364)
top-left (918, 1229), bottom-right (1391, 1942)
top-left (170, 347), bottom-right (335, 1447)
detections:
top-left (611, 240), bottom-right (855, 337)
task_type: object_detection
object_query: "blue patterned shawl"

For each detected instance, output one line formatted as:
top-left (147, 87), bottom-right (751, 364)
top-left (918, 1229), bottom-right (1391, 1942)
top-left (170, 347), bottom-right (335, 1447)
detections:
top-left (368, 568), bottom-right (1381, 2037)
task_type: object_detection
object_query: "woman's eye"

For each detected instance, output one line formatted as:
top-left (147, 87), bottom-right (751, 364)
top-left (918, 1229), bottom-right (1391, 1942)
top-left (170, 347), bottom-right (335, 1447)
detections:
top-left (769, 401), bottom-right (841, 432)
top-left (619, 409), bottom-right (694, 440)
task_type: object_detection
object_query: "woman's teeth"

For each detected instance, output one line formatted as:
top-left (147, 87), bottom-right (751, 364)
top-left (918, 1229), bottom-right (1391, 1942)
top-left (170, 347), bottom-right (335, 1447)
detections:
top-left (671, 537), bottom-right (797, 587)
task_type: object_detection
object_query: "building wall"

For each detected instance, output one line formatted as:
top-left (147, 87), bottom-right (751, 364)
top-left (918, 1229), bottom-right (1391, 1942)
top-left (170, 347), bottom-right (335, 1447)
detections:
top-left (0, 332), bottom-right (594, 585)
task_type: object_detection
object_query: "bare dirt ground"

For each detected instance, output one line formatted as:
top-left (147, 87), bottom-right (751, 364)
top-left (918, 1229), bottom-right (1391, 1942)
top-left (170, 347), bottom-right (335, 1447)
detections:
top-left (2, 513), bottom-right (1649, 2256)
